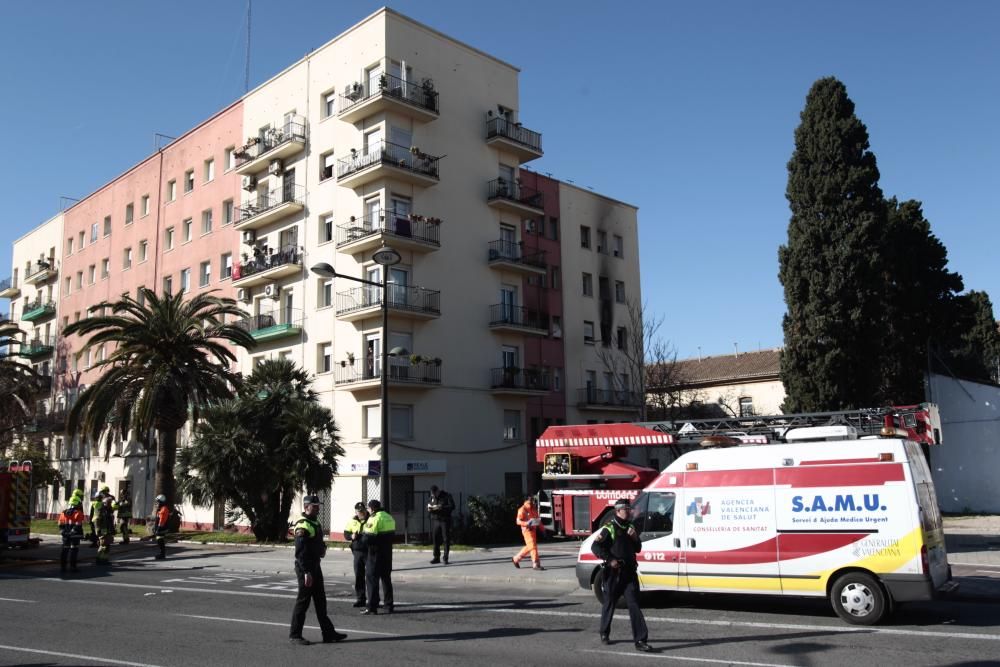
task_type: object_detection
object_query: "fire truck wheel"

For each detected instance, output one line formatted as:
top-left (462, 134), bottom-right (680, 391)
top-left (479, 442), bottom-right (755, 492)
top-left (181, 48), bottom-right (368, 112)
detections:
top-left (830, 572), bottom-right (887, 625)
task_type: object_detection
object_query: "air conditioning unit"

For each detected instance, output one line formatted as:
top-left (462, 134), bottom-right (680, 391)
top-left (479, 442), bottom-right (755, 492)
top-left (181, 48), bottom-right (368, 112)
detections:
top-left (237, 288), bottom-right (251, 303)
top-left (268, 159), bottom-right (283, 175)
top-left (241, 175), bottom-right (256, 191)
top-left (263, 283), bottom-right (280, 299)
top-left (241, 230), bottom-right (256, 245)
top-left (525, 220), bottom-right (536, 233)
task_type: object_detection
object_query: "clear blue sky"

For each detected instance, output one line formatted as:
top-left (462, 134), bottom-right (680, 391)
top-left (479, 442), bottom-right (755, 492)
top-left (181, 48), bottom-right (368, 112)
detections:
top-left (2, 1), bottom-right (997, 360)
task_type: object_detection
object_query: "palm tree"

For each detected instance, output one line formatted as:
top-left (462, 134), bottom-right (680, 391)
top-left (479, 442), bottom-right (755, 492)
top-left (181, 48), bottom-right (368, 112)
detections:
top-left (0, 320), bottom-right (40, 438)
top-left (63, 288), bottom-right (256, 504)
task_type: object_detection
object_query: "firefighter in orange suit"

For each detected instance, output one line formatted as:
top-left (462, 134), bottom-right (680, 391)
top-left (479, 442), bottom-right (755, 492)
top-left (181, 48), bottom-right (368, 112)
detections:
top-left (58, 497), bottom-right (86, 572)
top-left (153, 495), bottom-right (170, 560)
top-left (512, 496), bottom-right (545, 570)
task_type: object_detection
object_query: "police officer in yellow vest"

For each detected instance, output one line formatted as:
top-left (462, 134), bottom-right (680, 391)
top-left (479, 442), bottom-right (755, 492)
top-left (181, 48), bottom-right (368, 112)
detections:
top-left (360, 498), bottom-right (395, 615)
top-left (288, 495), bottom-right (347, 645)
top-left (343, 502), bottom-right (369, 608)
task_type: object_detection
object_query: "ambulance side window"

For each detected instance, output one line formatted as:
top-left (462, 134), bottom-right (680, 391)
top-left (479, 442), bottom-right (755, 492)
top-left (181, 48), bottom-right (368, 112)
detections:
top-left (629, 493), bottom-right (649, 534)
top-left (641, 492), bottom-right (675, 539)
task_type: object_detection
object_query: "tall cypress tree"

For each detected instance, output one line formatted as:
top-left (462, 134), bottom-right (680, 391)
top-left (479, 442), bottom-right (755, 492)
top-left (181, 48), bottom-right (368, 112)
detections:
top-left (938, 290), bottom-right (1000, 383)
top-left (778, 77), bottom-right (886, 412)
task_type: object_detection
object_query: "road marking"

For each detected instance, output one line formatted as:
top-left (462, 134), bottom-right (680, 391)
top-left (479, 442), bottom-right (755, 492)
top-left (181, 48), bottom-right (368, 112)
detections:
top-left (976, 569), bottom-right (1000, 575)
top-left (0, 644), bottom-right (163, 667)
top-left (583, 649), bottom-right (791, 666)
top-left (0, 597), bottom-right (35, 603)
top-left (178, 613), bottom-right (399, 636)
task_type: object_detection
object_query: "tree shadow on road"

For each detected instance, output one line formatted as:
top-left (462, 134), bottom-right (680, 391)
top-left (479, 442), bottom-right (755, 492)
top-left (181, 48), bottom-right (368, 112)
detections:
top-left (359, 625), bottom-right (582, 643)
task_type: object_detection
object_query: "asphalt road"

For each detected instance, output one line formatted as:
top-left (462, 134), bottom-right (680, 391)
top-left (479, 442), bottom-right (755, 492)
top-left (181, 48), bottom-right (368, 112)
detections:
top-left (2, 545), bottom-right (1000, 667)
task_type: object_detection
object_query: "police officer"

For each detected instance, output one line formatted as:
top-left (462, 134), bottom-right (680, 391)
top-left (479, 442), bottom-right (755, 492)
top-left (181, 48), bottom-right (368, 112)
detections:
top-left (344, 501), bottom-right (369, 608)
top-left (427, 485), bottom-right (455, 565)
top-left (360, 498), bottom-right (395, 615)
top-left (58, 497), bottom-right (86, 572)
top-left (289, 495), bottom-right (346, 645)
top-left (591, 498), bottom-right (651, 652)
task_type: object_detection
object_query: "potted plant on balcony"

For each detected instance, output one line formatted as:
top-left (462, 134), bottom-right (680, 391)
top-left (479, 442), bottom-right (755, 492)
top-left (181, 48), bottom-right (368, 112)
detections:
top-left (378, 74), bottom-right (388, 90)
top-left (409, 354), bottom-right (425, 366)
top-left (421, 78), bottom-right (435, 106)
top-left (346, 352), bottom-right (355, 366)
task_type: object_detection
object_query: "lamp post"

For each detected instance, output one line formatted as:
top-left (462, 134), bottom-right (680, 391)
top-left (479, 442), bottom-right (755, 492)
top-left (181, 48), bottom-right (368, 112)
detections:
top-left (312, 244), bottom-right (401, 510)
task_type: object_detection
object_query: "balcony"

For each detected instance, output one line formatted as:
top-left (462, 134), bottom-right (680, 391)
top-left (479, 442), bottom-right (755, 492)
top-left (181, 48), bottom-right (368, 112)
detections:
top-left (334, 362), bottom-right (441, 392)
top-left (28, 405), bottom-right (67, 433)
top-left (0, 277), bottom-right (19, 299)
top-left (235, 308), bottom-right (303, 344)
top-left (19, 336), bottom-right (55, 360)
top-left (490, 367), bottom-right (550, 396)
top-left (36, 374), bottom-right (53, 393)
top-left (339, 73), bottom-right (439, 124)
top-left (577, 388), bottom-right (643, 412)
top-left (21, 299), bottom-right (56, 322)
top-left (485, 117), bottom-right (543, 162)
top-left (234, 184), bottom-right (305, 231)
top-left (488, 304), bottom-right (549, 336)
top-left (486, 178), bottom-right (544, 216)
top-left (25, 260), bottom-right (57, 285)
top-left (487, 240), bottom-right (546, 275)
top-left (335, 285), bottom-right (441, 323)
top-left (337, 212), bottom-right (441, 255)
top-left (234, 119), bottom-right (307, 175)
top-left (232, 245), bottom-right (303, 288)
top-left (337, 141), bottom-right (441, 189)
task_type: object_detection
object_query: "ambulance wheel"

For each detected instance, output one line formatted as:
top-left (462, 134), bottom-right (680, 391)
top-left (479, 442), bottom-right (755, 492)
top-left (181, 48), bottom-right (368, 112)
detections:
top-left (591, 571), bottom-right (627, 608)
top-left (830, 572), bottom-right (887, 625)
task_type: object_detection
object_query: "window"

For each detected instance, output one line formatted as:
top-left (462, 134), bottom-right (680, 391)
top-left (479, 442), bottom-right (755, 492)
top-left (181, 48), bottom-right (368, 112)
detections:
top-left (615, 280), bottom-right (626, 303)
top-left (616, 326), bottom-right (628, 351)
top-left (163, 227), bottom-right (174, 250)
top-left (66, 237), bottom-right (73, 255)
top-left (76, 271), bottom-right (83, 289)
top-left (391, 404), bottom-right (413, 439)
top-left (199, 261), bottom-right (211, 287)
top-left (551, 315), bottom-right (562, 338)
top-left (222, 199), bottom-right (234, 225)
top-left (739, 397), bottom-right (755, 418)
top-left (90, 223), bottom-right (99, 243)
top-left (553, 367), bottom-right (562, 391)
top-left (183, 219), bottom-right (192, 242)
top-left (364, 404), bottom-right (381, 439)
top-left (322, 90), bottom-right (337, 118)
top-left (220, 252), bottom-right (232, 279)
top-left (137, 286), bottom-right (146, 306)
top-left (180, 268), bottom-right (191, 293)
top-left (184, 169), bottom-right (194, 193)
top-left (204, 158), bottom-right (215, 183)
top-left (87, 265), bottom-right (95, 284)
top-left (320, 151), bottom-right (335, 181)
top-left (167, 180), bottom-right (176, 202)
top-left (319, 343), bottom-right (333, 373)
top-left (582, 272), bottom-right (593, 297)
top-left (103, 216), bottom-right (112, 237)
top-left (597, 230), bottom-right (607, 254)
top-left (319, 279), bottom-right (333, 307)
top-left (201, 209), bottom-right (213, 234)
top-left (101, 258), bottom-right (109, 279)
top-left (141, 194), bottom-right (150, 216)
top-left (580, 225), bottom-right (591, 249)
top-left (125, 203), bottom-right (134, 225)
top-left (584, 320), bottom-right (595, 344)
top-left (78, 230), bottom-right (85, 248)
top-left (613, 234), bottom-right (624, 258)
top-left (64, 276), bottom-right (71, 294)
top-left (123, 247), bottom-right (132, 270)
top-left (320, 213), bottom-right (333, 243)
top-left (139, 240), bottom-right (148, 262)
top-left (163, 276), bottom-right (173, 295)
top-left (548, 216), bottom-right (559, 240)
top-left (224, 147), bottom-right (235, 171)
top-left (503, 410), bottom-right (521, 441)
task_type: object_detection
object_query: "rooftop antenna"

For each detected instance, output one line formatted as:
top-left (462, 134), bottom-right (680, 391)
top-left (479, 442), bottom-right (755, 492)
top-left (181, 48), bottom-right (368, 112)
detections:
top-left (734, 342), bottom-right (739, 358)
top-left (154, 133), bottom-right (177, 151)
top-left (59, 196), bottom-right (80, 211)
top-left (244, 0), bottom-right (252, 93)
top-left (697, 346), bottom-right (702, 362)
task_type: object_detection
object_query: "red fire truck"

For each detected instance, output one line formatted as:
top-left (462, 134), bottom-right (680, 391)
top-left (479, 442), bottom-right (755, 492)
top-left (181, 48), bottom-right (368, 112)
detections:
top-left (536, 404), bottom-right (941, 537)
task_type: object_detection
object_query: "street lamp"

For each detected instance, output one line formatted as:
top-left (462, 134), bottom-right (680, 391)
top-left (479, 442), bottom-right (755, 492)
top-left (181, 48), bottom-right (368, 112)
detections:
top-left (311, 244), bottom-right (401, 510)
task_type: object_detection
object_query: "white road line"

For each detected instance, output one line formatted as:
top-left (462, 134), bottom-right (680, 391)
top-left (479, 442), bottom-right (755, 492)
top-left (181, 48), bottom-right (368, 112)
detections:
top-left (950, 561), bottom-right (1000, 568)
top-left (976, 569), bottom-right (1000, 575)
top-left (583, 649), bottom-right (791, 666)
top-left (0, 596), bottom-right (35, 603)
top-left (178, 613), bottom-right (399, 636)
top-left (0, 644), bottom-right (163, 667)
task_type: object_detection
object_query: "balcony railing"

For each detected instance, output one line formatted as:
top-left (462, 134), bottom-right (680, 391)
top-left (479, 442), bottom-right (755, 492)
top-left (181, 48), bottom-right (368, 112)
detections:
top-left (336, 285), bottom-right (441, 317)
top-left (337, 141), bottom-right (440, 181)
top-left (340, 73), bottom-right (439, 116)
top-left (336, 212), bottom-right (441, 247)
top-left (490, 367), bottom-right (551, 392)
top-left (21, 299), bottom-right (56, 321)
top-left (234, 120), bottom-right (307, 168)
top-left (489, 304), bottom-right (549, 330)
top-left (234, 308), bottom-right (304, 342)
top-left (0, 277), bottom-right (15, 292)
top-left (577, 388), bottom-right (643, 409)
top-left (486, 117), bottom-right (542, 153)
top-left (487, 178), bottom-right (544, 209)
top-left (232, 244), bottom-right (302, 282)
top-left (19, 336), bottom-right (56, 358)
top-left (25, 259), bottom-right (56, 281)
top-left (335, 362), bottom-right (442, 386)
top-left (236, 184), bottom-right (305, 225)
top-left (487, 240), bottom-right (546, 269)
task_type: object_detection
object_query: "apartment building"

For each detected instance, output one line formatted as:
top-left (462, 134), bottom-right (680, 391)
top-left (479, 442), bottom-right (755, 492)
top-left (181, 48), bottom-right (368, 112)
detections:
top-left (3, 8), bottom-right (641, 532)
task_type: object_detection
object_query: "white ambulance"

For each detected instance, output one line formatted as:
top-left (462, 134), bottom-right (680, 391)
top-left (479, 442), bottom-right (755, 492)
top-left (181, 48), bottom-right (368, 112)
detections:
top-left (576, 426), bottom-right (957, 625)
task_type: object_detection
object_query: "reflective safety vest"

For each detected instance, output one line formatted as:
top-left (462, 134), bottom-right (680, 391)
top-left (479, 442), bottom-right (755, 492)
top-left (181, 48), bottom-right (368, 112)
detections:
top-left (364, 510), bottom-right (396, 534)
top-left (344, 517), bottom-right (364, 538)
top-left (294, 516), bottom-right (321, 537)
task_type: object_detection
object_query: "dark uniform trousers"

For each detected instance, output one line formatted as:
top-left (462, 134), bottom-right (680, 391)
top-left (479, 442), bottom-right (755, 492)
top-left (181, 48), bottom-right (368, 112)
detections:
top-left (366, 544), bottom-right (394, 611)
top-left (600, 566), bottom-right (649, 643)
top-left (60, 535), bottom-right (81, 569)
top-left (352, 548), bottom-right (367, 603)
top-left (431, 517), bottom-right (451, 562)
top-left (290, 566), bottom-right (336, 639)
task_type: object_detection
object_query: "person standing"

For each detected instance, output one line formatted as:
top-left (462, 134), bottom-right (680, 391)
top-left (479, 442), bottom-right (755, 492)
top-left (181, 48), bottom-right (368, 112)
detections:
top-left (152, 494), bottom-right (170, 560)
top-left (512, 496), bottom-right (545, 570)
top-left (360, 499), bottom-right (395, 615)
top-left (116, 493), bottom-right (133, 544)
top-left (344, 501), bottom-right (369, 608)
top-left (288, 495), bottom-right (346, 645)
top-left (94, 496), bottom-right (116, 566)
top-left (591, 499), bottom-right (651, 652)
top-left (58, 497), bottom-right (86, 572)
top-left (427, 485), bottom-right (455, 565)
